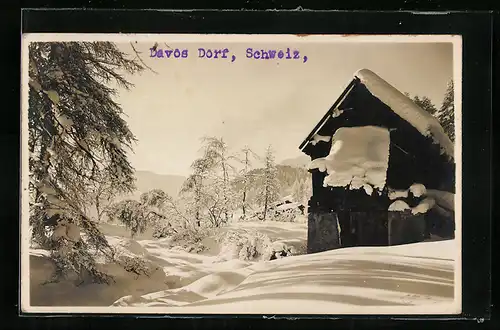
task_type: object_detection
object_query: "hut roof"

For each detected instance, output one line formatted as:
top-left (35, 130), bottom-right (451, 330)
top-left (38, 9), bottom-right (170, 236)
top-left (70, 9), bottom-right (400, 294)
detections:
top-left (299, 69), bottom-right (454, 160)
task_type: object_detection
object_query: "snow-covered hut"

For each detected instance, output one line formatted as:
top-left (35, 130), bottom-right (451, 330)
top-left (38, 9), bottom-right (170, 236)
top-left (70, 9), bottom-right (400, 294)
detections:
top-left (299, 69), bottom-right (455, 253)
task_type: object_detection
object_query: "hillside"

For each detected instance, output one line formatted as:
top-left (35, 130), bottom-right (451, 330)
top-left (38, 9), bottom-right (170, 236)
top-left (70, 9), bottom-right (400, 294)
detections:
top-left (280, 155), bottom-right (310, 168)
top-left (133, 170), bottom-right (186, 198)
top-left (233, 165), bottom-right (311, 206)
top-left (131, 163), bottom-right (310, 202)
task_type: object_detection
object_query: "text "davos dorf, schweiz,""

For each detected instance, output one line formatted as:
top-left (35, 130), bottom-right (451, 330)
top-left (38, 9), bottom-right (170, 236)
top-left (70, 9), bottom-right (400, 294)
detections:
top-left (150, 47), bottom-right (309, 63)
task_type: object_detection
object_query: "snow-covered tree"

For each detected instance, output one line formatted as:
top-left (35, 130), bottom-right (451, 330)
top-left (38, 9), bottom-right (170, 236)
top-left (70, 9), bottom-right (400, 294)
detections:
top-left (202, 137), bottom-right (238, 224)
top-left (404, 89), bottom-right (454, 142)
top-left (438, 80), bottom-right (455, 142)
top-left (181, 137), bottom-right (238, 227)
top-left (412, 95), bottom-right (438, 116)
top-left (107, 200), bottom-right (148, 237)
top-left (291, 177), bottom-right (311, 207)
top-left (200, 178), bottom-right (231, 227)
top-left (236, 146), bottom-right (260, 219)
top-left (108, 189), bottom-right (171, 238)
top-left (181, 157), bottom-right (214, 227)
top-left (28, 42), bottom-right (144, 283)
top-left (256, 145), bottom-right (281, 220)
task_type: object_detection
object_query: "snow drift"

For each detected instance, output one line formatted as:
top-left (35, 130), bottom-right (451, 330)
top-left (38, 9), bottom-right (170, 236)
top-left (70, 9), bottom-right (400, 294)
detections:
top-left (28, 221), bottom-right (458, 314)
top-left (112, 238), bottom-right (458, 314)
top-left (309, 126), bottom-right (390, 195)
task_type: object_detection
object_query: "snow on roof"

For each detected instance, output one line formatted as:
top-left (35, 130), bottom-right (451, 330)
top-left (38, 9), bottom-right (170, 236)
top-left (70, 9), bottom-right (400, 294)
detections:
top-left (309, 126), bottom-right (390, 195)
top-left (354, 69), bottom-right (454, 160)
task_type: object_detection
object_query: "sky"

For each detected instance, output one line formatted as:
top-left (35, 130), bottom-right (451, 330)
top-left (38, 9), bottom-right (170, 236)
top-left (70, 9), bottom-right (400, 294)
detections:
top-left (113, 39), bottom-right (454, 177)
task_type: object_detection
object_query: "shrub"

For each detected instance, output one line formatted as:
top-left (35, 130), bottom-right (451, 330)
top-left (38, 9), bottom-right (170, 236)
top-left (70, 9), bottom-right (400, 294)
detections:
top-left (116, 255), bottom-right (152, 278)
top-left (153, 224), bottom-right (212, 254)
top-left (215, 229), bottom-right (273, 261)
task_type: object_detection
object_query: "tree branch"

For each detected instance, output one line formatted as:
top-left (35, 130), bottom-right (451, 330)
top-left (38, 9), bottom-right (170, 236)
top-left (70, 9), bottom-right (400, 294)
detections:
top-left (130, 42), bottom-right (158, 74)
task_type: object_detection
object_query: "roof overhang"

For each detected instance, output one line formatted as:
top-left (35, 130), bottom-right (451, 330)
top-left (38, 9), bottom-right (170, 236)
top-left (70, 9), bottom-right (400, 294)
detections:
top-left (298, 78), bottom-right (359, 152)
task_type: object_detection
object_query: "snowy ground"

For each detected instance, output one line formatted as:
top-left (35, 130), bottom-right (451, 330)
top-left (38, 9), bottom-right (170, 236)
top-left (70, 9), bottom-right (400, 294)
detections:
top-left (28, 219), bottom-right (459, 314)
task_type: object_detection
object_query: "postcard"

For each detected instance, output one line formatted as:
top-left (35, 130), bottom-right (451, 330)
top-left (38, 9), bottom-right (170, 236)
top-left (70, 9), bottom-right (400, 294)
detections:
top-left (20, 33), bottom-right (462, 314)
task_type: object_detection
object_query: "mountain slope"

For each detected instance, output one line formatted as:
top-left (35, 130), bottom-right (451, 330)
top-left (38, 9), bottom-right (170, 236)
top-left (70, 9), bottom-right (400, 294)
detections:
top-left (133, 170), bottom-right (186, 198)
top-left (280, 155), bottom-right (310, 168)
top-left (233, 165), bottom-right (311, 206)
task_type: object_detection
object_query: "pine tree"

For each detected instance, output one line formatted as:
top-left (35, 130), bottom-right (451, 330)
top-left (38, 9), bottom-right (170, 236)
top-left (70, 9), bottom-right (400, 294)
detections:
top-left (28, 42), bottom-right (144, 283)
top-left (438, 80), bottom-right (455, 142)
top-left (256, 145), bottom-right (281, 220)
top-left (292, 177), bottom-right (311, 207)
top-left (412, 95), bottom-right (438, 116)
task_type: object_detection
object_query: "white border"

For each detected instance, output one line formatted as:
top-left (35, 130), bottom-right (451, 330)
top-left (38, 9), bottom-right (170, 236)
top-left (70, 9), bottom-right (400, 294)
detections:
top-left (452, 35), bottom-right (463, 318)
top-left (20, 33), bottom-right (463, 315)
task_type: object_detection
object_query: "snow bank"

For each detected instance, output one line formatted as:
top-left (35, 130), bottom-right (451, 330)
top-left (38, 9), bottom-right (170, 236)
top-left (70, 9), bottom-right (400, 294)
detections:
top-left (29, 236), bottom-right (171, 307)
top-left (29, 221), bottom-right (306, 308)
top-left (355, 69), bottom-right (454, 159)
top-left (29, 221), bottom-right (458, 314)
top-left (309, 126), bottom-right (390, 195)
top-left (112, 239), bottom-right (458, 314)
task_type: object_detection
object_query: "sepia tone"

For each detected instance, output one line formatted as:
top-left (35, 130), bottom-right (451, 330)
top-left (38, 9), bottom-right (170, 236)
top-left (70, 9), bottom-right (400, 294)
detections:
top-left (20, 34), bottom-right (461, 314)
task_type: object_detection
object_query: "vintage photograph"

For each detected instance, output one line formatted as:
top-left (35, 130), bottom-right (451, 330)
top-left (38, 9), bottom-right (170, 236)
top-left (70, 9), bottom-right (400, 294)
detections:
top-left (20, 34), bottom-right (461, 314)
